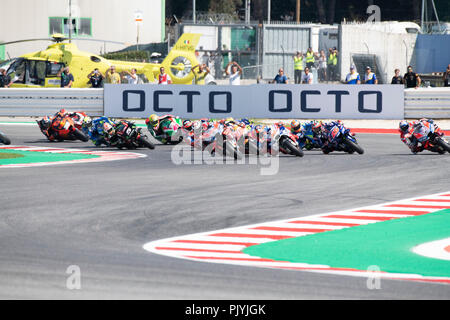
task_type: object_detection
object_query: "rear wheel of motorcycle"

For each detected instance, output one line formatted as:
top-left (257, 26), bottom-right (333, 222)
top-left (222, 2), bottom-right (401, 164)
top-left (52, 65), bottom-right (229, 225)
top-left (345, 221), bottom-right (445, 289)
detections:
top-left (138, 136), bottom-right (155, 149)
top-left (73, 129), bottom-right (89, 142)
top-left (435, 138), bottom-right (450, 153)
top-left (283, 139), bottom-right (303, 157)
top-left (344, 139), bottom-right (364, 154)
top-left (0, 132), bottom-right (11, 145)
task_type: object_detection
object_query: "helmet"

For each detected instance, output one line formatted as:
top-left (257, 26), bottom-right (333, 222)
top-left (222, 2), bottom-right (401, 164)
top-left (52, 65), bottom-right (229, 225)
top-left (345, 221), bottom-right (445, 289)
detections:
top-left (103, 122), bottom-right (115, 136)
top-left (240, 118), bottom-right (250, 125)
top-left (254, 125), bottom-right (262, 134)
top-left (275, 121), bottom-right (284, 128)
top-left (183, 119), bottom-right (193, 130)
top-left (146, 114), bottom-right (159, 127)
top-left (83, 116), bottom-right (92, 128)
top-left (193, 120), bottom-right (202, 131)
top-left (312, 121), bottom-right (322, 133)
top-left (399, 120), bottom-right (409, 132)
top-left (290, 120), bottom-right (301, 133)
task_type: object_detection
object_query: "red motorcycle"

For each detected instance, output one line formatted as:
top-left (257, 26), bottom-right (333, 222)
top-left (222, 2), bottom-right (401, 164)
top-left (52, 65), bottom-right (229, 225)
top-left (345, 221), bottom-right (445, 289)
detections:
top-left (411, 119), bottom-right (450, 154)
top-left (37, 110), bottom-right (89, 142)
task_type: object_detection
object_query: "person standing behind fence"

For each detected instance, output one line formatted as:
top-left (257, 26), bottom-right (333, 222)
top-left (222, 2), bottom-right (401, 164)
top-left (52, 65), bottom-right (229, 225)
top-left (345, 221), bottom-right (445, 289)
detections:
top-left (87, 68), bottom-right (104, 88)
top-left (318, 50), bottom-right (327, 82)
top-left (363, 66), bottom-right (378, 84)
top-left (403, 65), bottom-right (421, 89)
top-left (293, 51), bottom-right (304, 84)
top-left (305, 48), bottom-right (315, 70)
top-left (57, 67), bottom-right (74, 88)
top-left (391, 69), bottom-right (403, 84)
top-left (122, 68), bottom-right (139, 84)
top-left (105, 66), bottom-right (121, 84)
top-left (226, 61), bottom-right (242, 85)
top-left (345, 65), bottom-right (360, 84)
top-left (271, 68), bottom-right (288, 84)
top-left (327, 48), bottom-right (338, 81)
top-left (443, 64), bottom-right (450, 87)
top-left (0, 68), bottom-right (12, 88)
top-left (191, 64), bottom-right (210, 84)
top-left (301, 67), bottom-right (314, 84)
top-left (158, 67), bottom-right (172, 84)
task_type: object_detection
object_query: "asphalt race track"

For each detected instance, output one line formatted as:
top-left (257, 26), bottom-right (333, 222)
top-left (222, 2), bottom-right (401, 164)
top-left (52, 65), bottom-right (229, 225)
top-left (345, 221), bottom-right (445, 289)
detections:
top-left (1, 123), bottom-right (450, 299)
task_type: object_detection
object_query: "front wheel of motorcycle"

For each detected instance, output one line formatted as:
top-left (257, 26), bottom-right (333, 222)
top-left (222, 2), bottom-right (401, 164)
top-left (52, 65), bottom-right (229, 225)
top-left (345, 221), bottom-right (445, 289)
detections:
top-left (343, 139), bottom-right (364, 154)
top-left (435, 138), bottom-right (450, 153)
top-left (283, 139), bottom-right (304, 157)
top-left (138, 136), bottom-right (155, 150)
top-left (0, 132), bottom-right (11, 145)
top-left (73, 129), bottom-right (89, 142)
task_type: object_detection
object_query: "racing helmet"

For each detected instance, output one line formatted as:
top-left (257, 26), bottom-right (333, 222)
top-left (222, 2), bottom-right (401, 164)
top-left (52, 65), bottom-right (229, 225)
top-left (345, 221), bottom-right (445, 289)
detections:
top-left (240, 118), bottom-right (250, 126)
top-left (183, 119), bottom-right (193, 130)
top-left (192, 120), bottom-right (202, 131)
top-left (146, 114), bottom-right (159, 128)
top-left (290, 120), bottom-right (301, 133)
top-left (83, 116), bottom-right (92, 128)
top-left (399, 120), bottom-right (409, 132)
top-left (254, 125), bottom-right (262, 134)
top-left (312, 121), bottom-right (322, 133)
top-left (103, 122), bottom-right (115, 136)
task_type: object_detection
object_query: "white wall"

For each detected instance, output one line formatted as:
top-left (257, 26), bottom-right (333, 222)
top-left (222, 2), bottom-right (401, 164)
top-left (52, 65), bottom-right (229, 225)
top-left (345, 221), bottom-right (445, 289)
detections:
top-left (0, 0), bottom-right (163, 58)
top-left (340, 24), bottom-right (417, 83)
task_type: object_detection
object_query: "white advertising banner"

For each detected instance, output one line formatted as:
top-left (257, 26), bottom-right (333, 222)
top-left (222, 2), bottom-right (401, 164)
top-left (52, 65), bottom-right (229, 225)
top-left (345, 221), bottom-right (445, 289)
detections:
top-left (104, 84), bottom-right (404, 119)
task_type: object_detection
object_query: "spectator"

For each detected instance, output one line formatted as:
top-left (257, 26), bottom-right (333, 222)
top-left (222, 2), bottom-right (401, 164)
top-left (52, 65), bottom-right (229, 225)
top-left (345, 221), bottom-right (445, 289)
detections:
top-left (87, 68), bottom-right (104, 88)
top-left (122, 68), bottom-right (139, 84)
top-left (301, 67), bottom-right (313, 84)
top-left (345, 65), bottom-right (360, 84)
top-left (0, 68), bottom-right (12, 88)
top-left (391, 69), bottom-right (403, 84)
top-left (57, 67), bottom-right (74, 88)
top-left (327, 47), bottom-right (338, 81)
top-left (443, 64), bottom-right (450, 87)
top-left (318, 50), bottom-right (327, 82)
top-left (271, 68), bottom-right (288, 84)
top-left (403, 65), bottom-right (421, 89)
top-left (225, 61), bottom-right (242, 85)
top-left (305, 47), bottom-right (315, 70)
top-left (293, 51), bottom-right (304, 84)
top-left (191, 63), bottom-right (210, 84)
top-left (158, 67), bottom-right (172, 84)
top-left (105, 66), bottom-right (121, 84)
top-left (363, 66), bottom-right (378, 84)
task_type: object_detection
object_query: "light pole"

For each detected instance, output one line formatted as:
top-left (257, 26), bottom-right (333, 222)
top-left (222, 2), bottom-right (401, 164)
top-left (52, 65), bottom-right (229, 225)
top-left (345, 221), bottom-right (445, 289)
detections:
top-left (68, 0), bottom-right (72, 42)
top-left (193, 0), bottom-right (196, 23)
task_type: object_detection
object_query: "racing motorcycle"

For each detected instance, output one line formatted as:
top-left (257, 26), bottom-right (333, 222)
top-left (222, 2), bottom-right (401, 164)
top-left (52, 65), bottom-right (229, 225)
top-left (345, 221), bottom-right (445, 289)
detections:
top-left (321, 121), bottom-right (364, 154)
top-left (112, 120), bottom-right (155, 150)
top-left (271, 124), bottom-right (304, 157)
top-left (0, 130), bottom-right (11, 145)
top-left (37, 112), bottom-right (89, 142)
top-left (411, 119), bottom-right (450, 154)
top-left (150, 116), bottom-right (184, 145)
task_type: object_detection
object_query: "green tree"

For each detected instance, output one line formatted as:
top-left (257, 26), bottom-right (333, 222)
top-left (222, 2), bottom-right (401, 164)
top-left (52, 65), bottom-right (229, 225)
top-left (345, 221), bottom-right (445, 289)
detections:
top-left (209, 0), bottom-right (243, 15)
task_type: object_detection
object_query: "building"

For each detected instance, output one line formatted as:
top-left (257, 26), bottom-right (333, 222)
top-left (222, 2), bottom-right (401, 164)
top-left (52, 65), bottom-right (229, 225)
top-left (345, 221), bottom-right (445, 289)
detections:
top-left (0, 0), bottom-right (164, 60)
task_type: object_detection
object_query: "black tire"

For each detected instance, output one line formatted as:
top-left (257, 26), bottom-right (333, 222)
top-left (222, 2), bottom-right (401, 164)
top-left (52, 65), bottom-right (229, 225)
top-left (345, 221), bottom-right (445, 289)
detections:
top-left (73, 129), bottom-right (89, 142)
top-left (283, 139), bottom-right (304, 157)
top-left (344, 138), bottom-right (364, 154)
top-left (0, 132), bottom-right (11, 145)
top-left (138, 136), bottom-right (155, 149)
top-left (435, 138), bottom-right (450, 153)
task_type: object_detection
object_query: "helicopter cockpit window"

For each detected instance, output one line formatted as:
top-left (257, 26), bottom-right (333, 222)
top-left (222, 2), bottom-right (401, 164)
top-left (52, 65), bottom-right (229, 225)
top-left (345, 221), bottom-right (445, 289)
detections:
top-left (7, 58), bottom-right (26, 84)
top-left (47, 62), bottom-right (65, 76)
top-left (27, 61), bottom-right (46, 85)
top-left (90, 56), bottom-right (101, 63)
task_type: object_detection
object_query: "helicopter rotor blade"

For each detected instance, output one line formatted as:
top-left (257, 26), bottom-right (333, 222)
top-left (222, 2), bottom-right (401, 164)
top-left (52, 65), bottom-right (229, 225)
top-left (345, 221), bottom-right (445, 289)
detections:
top-left (70, 38), bottom-right (128, 46)
top-left (0, 38), bottom-right (53, 46)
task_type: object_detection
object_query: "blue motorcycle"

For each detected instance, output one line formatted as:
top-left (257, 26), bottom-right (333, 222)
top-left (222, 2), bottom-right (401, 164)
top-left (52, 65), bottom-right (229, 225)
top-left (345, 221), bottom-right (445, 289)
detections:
top-left (322, 121), bottom-right (364, 154)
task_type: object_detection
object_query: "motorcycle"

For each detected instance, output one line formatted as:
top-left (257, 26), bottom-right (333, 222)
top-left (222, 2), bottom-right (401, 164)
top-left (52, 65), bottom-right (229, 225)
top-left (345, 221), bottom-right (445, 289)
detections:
top-left (150, 116), bottom-right (184, 145)
top-left (0, 130), bottom-right (11, 145)
top-left (37, 113), bottom-right (89, 142)
top-left (412, 119), bottom-right (450, 154)
top-left (112, 120), bottom-right (155, 150)
top-left (271, 125), bottom-right (304, 157)
top-left (322, 121), bottom-right (364, 154)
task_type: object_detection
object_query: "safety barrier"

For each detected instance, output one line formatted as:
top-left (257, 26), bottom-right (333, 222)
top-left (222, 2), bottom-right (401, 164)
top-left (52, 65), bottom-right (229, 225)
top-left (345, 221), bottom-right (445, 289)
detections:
top-left (404, 88), bottom-right (450, 119)
top-left (0, 87), bottom-right (449, 119)
top-left (0, 88), bottom-right (103, 117)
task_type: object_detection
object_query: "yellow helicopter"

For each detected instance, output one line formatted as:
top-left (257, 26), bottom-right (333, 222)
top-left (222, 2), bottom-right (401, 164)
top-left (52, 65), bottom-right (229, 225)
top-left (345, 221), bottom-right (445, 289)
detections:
top-left (0, 33), bottom-right (202, 87)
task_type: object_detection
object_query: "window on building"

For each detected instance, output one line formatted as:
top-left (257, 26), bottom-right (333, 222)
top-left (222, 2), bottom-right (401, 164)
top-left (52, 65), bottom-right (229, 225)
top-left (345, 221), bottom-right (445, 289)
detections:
top-left (48, 17), bottom-right (92, 37)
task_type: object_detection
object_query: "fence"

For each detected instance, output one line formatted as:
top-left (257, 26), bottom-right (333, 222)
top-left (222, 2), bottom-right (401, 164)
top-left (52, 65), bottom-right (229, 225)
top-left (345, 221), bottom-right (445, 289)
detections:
top-left (0, 87), bottom-right (449, 119)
